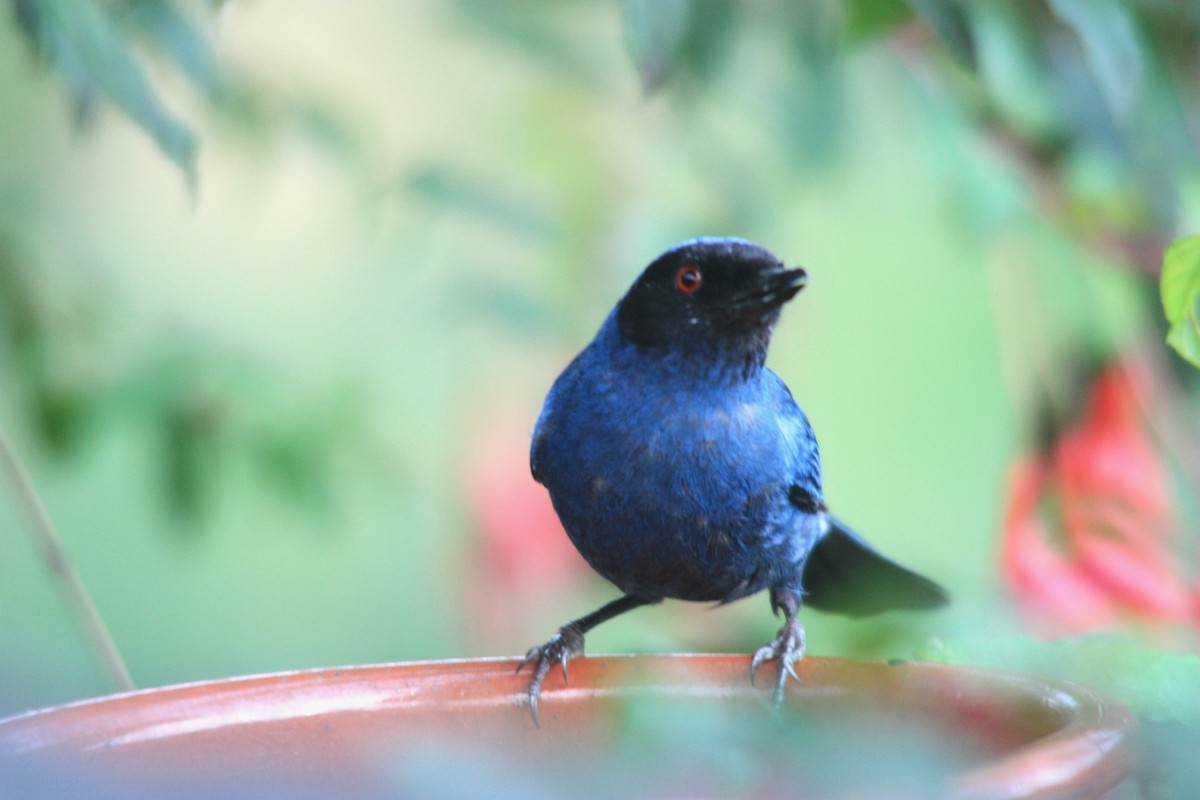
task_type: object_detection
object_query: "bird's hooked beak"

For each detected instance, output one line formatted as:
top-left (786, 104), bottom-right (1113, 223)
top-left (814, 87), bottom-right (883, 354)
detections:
top-left (766, 266), bottom-right (808, 307)
top-left (732, 266), bottom-right (808, 316)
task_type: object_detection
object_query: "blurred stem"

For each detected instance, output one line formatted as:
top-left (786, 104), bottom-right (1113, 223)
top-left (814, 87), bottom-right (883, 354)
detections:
top-left (0, 427), bottom-right (135, 693)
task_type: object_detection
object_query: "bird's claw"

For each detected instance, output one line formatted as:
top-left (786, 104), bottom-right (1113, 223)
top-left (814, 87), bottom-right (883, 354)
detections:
top-left (516, 624), bottom-right (584, 727)
top-left (749, 617), bottom-right (806, 707)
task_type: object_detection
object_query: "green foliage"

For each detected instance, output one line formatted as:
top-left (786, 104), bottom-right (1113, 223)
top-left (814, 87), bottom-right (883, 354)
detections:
top-left (406, 166), bottom-right (556, 242)
top-left (842, 0), bottom-right (911, 45)
top-left (918, 635), bottom-right (1200, 724)
top-left (621, 0), bottom-right (691, 93)
top-left (394, 696), bottom-right (970, 798)
top-left (11, 0), bottom-right (212, 181)
top-left (0, 231), bottom-right (371, 527)
top-left (908, 0), bottom-right (974, 63)
top-left (125, 0), bottom-right (216, 90)
top-left (1045, 0), bottom-right (1144, 119)
top-left (968, 3), bottom-right (1059, 143)
top-left (920, 635), bottom-right (1200, 793)
top-left (2, 1), bottom-right (1200, 757)
top-left (1161, 235), bottom-right (1200, 368)
top-left (0, 235), bottom-right (106, 456)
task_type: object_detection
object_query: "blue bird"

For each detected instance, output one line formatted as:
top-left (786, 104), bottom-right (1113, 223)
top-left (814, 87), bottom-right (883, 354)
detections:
top-left (518, 237), bottom-right (947, 725)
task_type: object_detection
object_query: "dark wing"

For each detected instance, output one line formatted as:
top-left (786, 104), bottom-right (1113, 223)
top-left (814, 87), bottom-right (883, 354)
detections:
top-left (530, 428), bottom-right (546, 485)
top-left (800, 514), bottom-right (949, 617)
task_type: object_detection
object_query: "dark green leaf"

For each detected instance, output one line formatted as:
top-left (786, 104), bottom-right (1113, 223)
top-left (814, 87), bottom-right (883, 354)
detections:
top-left (966, 2), bottom-right (1058, 142)
top-left (31, 382), bottom-right (95, 456)
top-left (622, 0), bottom-right (691, 93)
top-left (673, 0), bottom-right (736, 82)
top-left (843, 0), bottom-right (912, 45)
top-left (1161, 234), bottom-right (1200, 368)
top-left (161, 395), bottom-right (224, 525)
top-left (250, 433), bottom-right (333, 517)
top-left (906, 0), bottom-right (974, 64)
top-left (1046, 0), bottom-right (1145, 119)
top-left (0, 237), bottom-right (44, 364)
top-left (13, 0), bottom-right (42, 43)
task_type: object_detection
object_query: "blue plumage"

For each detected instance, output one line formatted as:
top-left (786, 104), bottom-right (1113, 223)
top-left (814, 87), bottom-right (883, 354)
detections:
top-left (518, 238), bottom-right (946, 725)
top-left (532, 314), bottom-right (821, 603)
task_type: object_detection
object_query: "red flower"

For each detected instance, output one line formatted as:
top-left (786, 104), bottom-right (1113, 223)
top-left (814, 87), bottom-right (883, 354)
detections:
top-left (460, 429), bottom-right (591, 651)
top-left (1001, 362), bottom-right (1192, 635)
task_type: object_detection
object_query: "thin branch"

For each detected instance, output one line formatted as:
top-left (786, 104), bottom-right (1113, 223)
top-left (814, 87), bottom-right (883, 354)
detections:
top-left (0, 426), bottom-right (134, 693)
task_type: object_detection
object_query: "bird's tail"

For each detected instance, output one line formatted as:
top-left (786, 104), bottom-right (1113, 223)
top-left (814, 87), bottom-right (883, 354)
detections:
top-left (801, 514), bottom-right (949, 617)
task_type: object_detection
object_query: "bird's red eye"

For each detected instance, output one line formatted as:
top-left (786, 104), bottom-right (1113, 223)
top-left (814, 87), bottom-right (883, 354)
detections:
top-left (675, 265), bottom-right (702, 294)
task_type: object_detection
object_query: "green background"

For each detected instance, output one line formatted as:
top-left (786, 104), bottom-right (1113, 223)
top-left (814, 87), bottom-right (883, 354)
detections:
top-left (0, 0), bottom-right (1177, 720)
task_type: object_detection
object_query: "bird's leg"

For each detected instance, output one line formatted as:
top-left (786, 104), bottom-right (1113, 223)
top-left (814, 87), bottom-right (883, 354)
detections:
top-left (750, 587), bottom-right (806, 707)
top-left (517, 594), bottom-right (653, 726)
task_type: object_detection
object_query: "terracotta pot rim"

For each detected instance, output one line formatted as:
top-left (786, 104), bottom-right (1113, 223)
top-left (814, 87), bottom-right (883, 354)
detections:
top-left (0, 652), bottom-right (1128, 721)
top-left (0, 654), bottom-right (1137, 800)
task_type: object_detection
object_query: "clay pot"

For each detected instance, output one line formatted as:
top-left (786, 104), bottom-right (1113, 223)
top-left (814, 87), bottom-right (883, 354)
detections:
top-left (0, 655), bottom-right (1134, 799)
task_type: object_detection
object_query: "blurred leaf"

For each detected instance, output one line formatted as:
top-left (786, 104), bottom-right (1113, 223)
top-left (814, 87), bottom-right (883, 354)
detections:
top-left (405, 166), bottom-right (555, 240)
top-left (13, 0), bottom-right (198, 180)
top-left (1046, 0), bottom-right (1145, 120)
top-left (843, 0), bottom-right (912, 45)
top-left (1119, 38), bottom-right (1195, 229)
top-left (450, 0), bottom-right (602, 88)
top-left (202, 66), bottom-right (386, 204)
top-left (785, 0), bottom-right (842, 70)
top-left (950, 632), bottom-right (1200, 795)
top-left (967, 2), bottom-right (1059, 143)
top-left (1139, 721), bottom-right (1200, 800)
top-left (775, 71), bottom-right (845, 171)
top-left (0, 233), bottom-right (107, 455)
top-left (394, 698), bottom-right (967, 798)
top-left (1061, 146), bottom-right (1152, 236)
top-left (456, 278), bottom-right (564, 339)
top-left (918, 634), bottom-right (1200, 723)
top-left (906, 0), bottom-right (975, 64)
top-left (0, 239), bottom-right (369, 525)
top-left (207, 70), bottom-right (275, 138)
top-left (13, 0), bottom-right (102, 124)
top-left (621, 0), bottom-right (691, 93)
top-left (250, 432), bottom-right (334, 518)
top-left (211, 70), bottom-right (369, 156)
top-left (161, 393), bottom-right (225, 524)
top-left (672, 0), bottom-right (736, 82)
top-left (31, 382), bottom-right (95, 456)
top-left (292, 102), bottom-right (372, 172)
top-left (123, 0), bottom-right (217, 92)
top-left (1161, 235), bottom-right (1200, 368)
top-left (753, 1), bottom-right (847, 171)
top-left (0, 238), bottom-right (43, 365)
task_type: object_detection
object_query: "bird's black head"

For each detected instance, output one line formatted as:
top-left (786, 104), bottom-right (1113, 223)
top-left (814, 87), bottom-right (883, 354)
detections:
top-left (616, 238), bottom-right (807, 378)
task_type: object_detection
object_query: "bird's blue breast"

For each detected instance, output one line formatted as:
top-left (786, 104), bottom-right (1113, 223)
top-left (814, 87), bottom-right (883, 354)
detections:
top-left (531, 316), bottom-right (823, 602)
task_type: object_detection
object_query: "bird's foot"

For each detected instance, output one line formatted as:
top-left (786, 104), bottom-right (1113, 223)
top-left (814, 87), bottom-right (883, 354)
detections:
top-left (749, 617), bottom-right (806, 708)
top-left (516, 623), bottom-right (584, 727)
